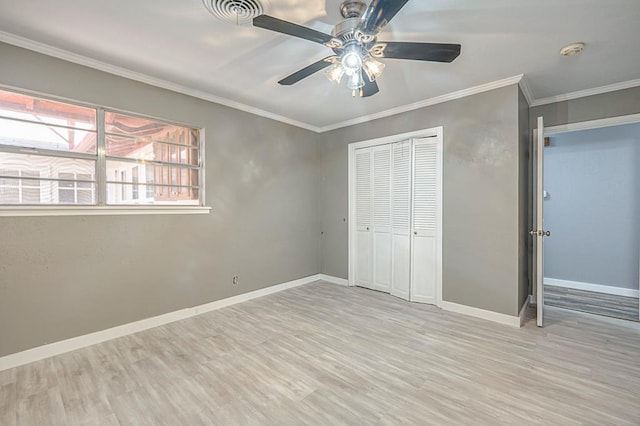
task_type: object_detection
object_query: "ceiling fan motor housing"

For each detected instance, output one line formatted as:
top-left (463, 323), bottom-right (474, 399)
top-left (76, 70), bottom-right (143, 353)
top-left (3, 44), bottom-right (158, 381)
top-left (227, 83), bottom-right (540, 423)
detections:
top-left (340, 1), bottom-right (367, 18)
top-left (331, 17), bottom-right (376, 54)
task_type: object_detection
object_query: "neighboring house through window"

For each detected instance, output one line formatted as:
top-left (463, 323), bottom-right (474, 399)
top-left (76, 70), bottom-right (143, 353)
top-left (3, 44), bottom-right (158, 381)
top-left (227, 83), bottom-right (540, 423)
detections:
top-left (0, 170), bottom-right (41, 204)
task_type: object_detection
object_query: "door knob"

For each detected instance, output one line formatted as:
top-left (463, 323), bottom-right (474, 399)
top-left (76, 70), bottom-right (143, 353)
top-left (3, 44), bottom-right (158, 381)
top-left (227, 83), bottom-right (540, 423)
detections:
top-left (366, 227), bottom-right (370, 231)
top-left (530, 230), bottom-right (551, 237)
top-left (414, 231), bottom-right (418, 235)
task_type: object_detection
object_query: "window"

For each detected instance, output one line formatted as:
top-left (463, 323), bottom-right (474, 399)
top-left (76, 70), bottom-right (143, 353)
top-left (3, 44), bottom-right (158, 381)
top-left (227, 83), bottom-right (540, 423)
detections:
top-left (58, 172), bottom-right (94, 204)
top-left (145, 164), bottom-right (154, 199)
top-left (104, 111), bottom-right (200, 205)
top-left (132, 166), bottom-right (139, 200)
top-left (121, 171), bottom-right (127, 201)
top-left (0, 170), bottom-right (41, 204)
top-left (0, 88), bottom-right (203, 209)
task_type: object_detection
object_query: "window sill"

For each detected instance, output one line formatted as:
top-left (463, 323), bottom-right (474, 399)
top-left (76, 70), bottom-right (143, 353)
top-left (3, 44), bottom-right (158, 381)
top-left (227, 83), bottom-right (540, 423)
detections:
top-left (0, 206), bottom-right (212, 217)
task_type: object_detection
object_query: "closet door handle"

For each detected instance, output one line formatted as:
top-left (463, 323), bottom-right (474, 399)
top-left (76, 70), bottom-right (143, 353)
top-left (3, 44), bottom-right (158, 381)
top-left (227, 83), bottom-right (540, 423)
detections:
top-left (366, 227), bottom-right (370, 231)
top-left (414, 231), bottom-right (418, 235)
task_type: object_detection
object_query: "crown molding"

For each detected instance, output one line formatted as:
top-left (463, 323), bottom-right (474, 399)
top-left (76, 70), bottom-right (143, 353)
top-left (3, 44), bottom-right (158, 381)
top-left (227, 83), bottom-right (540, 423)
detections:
top-left (0, 31), bottom-right (322, 132)
top-left (318, 75), bottom-right (525, 132)
top-left (6, 29), bottom-right (638, 133)
top-left (518, 75), bottom-right (534, 106)
top-left (0, 31), bottom-right (525, 134)
top-left (530, 78), bottom-right (640, 107)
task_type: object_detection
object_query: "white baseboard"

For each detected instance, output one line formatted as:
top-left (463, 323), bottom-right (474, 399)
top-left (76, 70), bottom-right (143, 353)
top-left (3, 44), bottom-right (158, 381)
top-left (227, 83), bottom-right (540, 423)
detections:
top-left (0, 274), bottom-right (324, 372)
top-left (412, 296), bottom-right (437, 305)
top-left (518, 296), bottom-right (531, 327)
top-left (318, 274), bottom-right (349, 286)
top-left (440, 301), bottom-right (521, 328)
top-left (544, 278), bottom-right (639, 298)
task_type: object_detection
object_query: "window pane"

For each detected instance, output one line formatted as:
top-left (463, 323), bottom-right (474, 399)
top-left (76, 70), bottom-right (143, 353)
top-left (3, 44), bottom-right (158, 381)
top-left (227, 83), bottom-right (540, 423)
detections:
top-left (0, 170), bottom-right (19, 204)
top-left (21, 171), bottom-right (42, 204)
top-left (77, 173), bottom-right (93, 185)
top-left (0, 153), bottom-right (95, 180)
top-left (58, 188), bottom-right (75, 204)
top-left (22, 186), bottom-right (41, 204)
top-left (105, 135), bottom-right (198, 165)
top-left (105, 112), bottom-right (198, 147)
top-left (0, 169), bottom-right (19, 178)
top-left (132, 166), bottom-right (139, 200)
top-left (106, 161), bottom-right (197, 187)
top-left (145, 164), bottom-right (154, 198)
top-left (0, 89), bottom-right (96, 130)
top-left (22, 170), bottom-right (40, 181)
top-left (107, 183), bottom-right (199, 205)
top-left (0, 179), bottom-right (96, 205)
top-left (0, 117), bottom-right (97, 153)
top-left (77, 189), bottom-right (93, 204)
top-left (58, 172), bottom-right (75, 183)
top-left (0, 153), bottom-right (95, 205)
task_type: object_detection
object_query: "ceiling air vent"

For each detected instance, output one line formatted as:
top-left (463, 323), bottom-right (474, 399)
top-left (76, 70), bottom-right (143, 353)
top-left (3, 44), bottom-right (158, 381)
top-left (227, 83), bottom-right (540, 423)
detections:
top-left (203, 0), bottom-right (268, 25)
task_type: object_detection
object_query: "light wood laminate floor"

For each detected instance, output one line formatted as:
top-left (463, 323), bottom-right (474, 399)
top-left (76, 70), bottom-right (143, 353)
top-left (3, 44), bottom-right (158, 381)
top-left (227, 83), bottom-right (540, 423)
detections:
top-left (2, 281), bottom-right (640, 425)
top-left (545, 284), bottom-right (639, 321)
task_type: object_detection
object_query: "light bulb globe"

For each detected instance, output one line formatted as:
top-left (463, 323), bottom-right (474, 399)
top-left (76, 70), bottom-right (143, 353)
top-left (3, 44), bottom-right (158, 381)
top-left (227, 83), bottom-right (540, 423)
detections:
top-left (346, 70), bottom-right (365, 91)
top-left (341, 46), bottom-right (363, 76)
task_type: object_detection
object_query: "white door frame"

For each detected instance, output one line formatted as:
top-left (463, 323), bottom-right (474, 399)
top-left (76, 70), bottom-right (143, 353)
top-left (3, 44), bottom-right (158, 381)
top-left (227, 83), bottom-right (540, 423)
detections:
top-left (531, 112), bottom-right (640, 322)
top-left (348, 126), bottom-right (443, 307)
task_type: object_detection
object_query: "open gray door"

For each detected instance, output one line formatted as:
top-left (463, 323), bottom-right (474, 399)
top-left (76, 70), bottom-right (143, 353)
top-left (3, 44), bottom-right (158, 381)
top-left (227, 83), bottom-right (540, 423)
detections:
top-left (532, 116), bottom-right (550, 327)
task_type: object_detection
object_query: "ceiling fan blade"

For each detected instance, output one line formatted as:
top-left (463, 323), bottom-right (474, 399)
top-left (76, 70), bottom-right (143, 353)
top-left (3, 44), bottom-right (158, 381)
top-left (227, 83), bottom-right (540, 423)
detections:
top-left (278, 57), bottom-right (336, 86)
top-left (361, 79), bottom-right (379, 98)
top-left (358, 0), bottom-right (410, 37)
top-left (253, 15), bottom-right (341, 48)
top-left (373, 42), bottom-right (461, 62)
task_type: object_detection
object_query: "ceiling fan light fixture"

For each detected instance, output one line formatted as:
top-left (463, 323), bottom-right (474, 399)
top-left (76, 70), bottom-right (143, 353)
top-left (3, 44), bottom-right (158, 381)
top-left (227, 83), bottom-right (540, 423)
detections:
top-left (325, 63), bottom-right (346, 84)
top-left (346, 69), bottom-right (366, 91)
top-left (341, 46), bottom-right (363, 76)
top-left (362, 56), bottom-right (385, 82)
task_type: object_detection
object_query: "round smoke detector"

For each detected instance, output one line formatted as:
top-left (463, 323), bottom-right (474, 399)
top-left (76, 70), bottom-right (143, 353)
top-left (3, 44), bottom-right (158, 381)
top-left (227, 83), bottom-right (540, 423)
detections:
top-left (560, 42), bottom-right (585, 57)
top-left (203, 0), bottom-right (268, 25)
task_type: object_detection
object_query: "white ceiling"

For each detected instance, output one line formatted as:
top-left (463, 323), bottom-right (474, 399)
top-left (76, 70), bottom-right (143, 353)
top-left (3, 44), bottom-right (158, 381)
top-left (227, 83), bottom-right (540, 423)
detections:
top-left (1, 0), bottom-right (639, 130)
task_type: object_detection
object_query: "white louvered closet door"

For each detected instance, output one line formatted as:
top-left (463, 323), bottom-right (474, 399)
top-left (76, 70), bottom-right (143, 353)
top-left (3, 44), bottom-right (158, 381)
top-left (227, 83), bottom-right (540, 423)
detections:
top-left (390, 140), bottom-right (411, 300)
top-left (411, 137), bottom-right (440, 305)
top-left (355, 148), bottom-right (373, 289)
top-left (372, 144), bottom-right (392, 293)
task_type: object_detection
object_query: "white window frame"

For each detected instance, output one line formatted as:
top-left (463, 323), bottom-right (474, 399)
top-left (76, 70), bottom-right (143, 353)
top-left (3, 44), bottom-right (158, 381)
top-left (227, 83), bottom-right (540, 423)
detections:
top-left (0, 85), bottom-right (211, 216)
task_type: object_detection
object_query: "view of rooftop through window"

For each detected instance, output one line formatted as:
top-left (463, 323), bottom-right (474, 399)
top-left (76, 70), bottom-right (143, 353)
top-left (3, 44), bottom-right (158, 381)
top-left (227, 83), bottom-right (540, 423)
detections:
top-left (0, 88), bottom-right (201, 206)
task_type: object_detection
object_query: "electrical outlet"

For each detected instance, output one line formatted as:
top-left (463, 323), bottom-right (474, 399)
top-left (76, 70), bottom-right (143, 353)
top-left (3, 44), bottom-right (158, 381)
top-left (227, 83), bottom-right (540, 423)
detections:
top-left (232, 275), bottom-right (239, 285)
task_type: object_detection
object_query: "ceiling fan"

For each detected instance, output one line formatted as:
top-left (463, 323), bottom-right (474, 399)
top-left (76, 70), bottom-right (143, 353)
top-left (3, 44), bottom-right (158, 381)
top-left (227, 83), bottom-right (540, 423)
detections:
top-left (253, 0), bottom-right (461, 97)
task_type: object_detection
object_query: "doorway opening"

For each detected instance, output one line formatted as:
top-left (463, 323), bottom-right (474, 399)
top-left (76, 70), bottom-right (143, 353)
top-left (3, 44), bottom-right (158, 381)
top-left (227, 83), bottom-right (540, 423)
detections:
top-left (537, 119), bottom-right (640, 322)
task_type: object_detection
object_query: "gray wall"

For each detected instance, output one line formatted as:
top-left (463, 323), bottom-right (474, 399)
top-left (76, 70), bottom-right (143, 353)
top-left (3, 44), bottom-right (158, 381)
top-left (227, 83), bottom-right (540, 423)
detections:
top-left (543, 123), bottom-right (640, 290)
top-left (0, 43), bottom-right (321, 357)
top-left (320, 85), bottom-right (525, 316)
top-left (518, 88), bottom-right (530, 308)
top-left (530, 86), bottom-right (640, 129)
